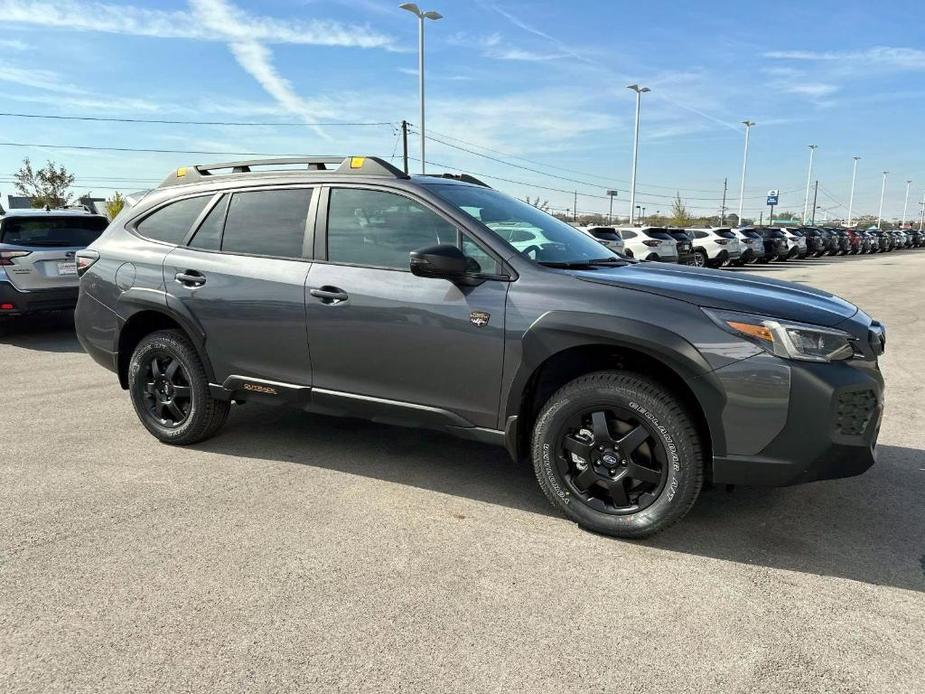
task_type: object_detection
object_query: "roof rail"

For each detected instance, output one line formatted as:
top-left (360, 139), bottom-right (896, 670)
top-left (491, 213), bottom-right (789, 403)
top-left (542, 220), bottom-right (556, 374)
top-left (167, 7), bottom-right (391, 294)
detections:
top-left (433, 173), bottom-right (492, 188)
top-left (158, 156), bottom-right (409, 188)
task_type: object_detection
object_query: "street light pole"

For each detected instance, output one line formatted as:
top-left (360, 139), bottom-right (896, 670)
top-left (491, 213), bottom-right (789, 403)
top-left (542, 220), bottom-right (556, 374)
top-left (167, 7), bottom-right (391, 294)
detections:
top-left (737, 120), bottom-right (755, 222)
top-left (399, 3), bottom-right (442, 175)
top-left (803, 144), bottom-right (818, 223)
top-left (847, 155), bottom-right (861, 226)
top-left (901, 179), bottom-right (912, 227)
top-left (877, 171), bottom-right (888, 229)
top-left (627, 84), bottom-right (650, 225)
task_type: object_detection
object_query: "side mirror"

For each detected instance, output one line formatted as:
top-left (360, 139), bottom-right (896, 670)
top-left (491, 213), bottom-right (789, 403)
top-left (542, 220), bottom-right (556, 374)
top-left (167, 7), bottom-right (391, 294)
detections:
top-left (409, 244), bottom-right (468, 279)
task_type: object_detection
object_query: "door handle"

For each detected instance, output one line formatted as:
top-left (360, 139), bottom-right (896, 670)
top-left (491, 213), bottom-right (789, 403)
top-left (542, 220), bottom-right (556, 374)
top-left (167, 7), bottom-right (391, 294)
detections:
top-left (309, 286), bottom-right (349, 304)
top-left (175, 270), bottom-right (206, 287)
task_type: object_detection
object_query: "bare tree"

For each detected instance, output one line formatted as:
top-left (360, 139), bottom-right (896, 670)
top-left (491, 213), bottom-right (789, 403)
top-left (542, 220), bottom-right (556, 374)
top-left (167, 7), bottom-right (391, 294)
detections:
top-left (13, 158), bottom-right (76, 208)
top-left (523, 196), bottom-right (550, 212)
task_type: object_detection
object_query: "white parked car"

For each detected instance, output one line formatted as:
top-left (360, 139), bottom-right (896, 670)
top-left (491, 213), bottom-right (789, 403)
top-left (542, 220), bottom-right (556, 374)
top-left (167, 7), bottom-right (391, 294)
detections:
top-left (615, 227), bottom-right (679, 262)
top-left (577, 226), bottom-right (626, 255)
top-left (731, 227), bottom-right (766, 265)
top-left (778, 227), bottom-right (808, 258)
top-left (687, 228), bottom-right (743, 268)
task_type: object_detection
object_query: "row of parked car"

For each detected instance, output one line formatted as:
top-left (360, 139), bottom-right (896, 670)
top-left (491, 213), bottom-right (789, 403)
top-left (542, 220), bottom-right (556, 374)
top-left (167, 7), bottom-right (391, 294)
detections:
top-left (578, 224), bottom-right (925, 267)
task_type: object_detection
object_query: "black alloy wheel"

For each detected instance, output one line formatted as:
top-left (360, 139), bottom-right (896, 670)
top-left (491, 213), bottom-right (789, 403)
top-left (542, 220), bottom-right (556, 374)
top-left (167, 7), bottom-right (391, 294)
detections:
top-left (557, 407), bottom-right (667, 514)
top-left (140, 353), bottom-right (192, 427)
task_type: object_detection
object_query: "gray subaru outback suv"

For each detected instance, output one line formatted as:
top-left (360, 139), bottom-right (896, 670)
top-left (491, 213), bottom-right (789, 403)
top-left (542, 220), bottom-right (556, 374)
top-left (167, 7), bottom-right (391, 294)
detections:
top-left (74, 156), bottom-right (886, 538)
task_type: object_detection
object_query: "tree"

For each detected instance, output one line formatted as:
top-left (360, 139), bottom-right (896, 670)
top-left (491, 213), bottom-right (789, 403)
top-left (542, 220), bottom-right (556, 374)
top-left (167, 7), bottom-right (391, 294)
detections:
top-left (13, 158), bottom-right (76, 208)
top-left (523, 196), bottom-right (550, 212)
top-left (669, 193), bottom-right (693, 227)
top-left (105, 192), bottom-right (126, 220)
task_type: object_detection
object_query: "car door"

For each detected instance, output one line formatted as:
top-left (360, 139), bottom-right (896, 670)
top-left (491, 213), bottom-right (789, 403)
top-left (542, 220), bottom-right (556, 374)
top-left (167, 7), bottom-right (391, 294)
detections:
top-left (161, 186), bottom-right (315, 386)
top-left (305, 185), bottom-right (509, 430)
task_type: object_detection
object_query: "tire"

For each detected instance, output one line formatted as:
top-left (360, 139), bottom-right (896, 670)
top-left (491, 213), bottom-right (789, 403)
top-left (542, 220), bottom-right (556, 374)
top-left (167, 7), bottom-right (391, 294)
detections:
top-left (691, 249), bottom-right (707, 267)
top-left (128, 329), bottom-right (230, 445)
top-left (531, 371), bottom-right (703, 538)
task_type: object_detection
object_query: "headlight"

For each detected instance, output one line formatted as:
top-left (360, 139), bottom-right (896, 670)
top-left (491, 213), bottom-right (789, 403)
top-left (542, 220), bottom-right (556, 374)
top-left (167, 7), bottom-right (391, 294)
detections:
top-left (703, 308), bottom-right (856, 362)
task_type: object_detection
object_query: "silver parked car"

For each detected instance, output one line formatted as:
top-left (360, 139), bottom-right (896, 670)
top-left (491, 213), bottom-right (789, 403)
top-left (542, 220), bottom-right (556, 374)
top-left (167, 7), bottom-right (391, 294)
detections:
top-left (0, 207), bottom-right (109, 317)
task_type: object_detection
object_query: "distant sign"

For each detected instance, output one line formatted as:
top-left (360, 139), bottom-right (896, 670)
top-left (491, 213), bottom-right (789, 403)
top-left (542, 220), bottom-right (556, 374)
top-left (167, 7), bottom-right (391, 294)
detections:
top-left (767, 189), bottom-right (779, 206)
top-left (606, 189), bottom-right (619, 197)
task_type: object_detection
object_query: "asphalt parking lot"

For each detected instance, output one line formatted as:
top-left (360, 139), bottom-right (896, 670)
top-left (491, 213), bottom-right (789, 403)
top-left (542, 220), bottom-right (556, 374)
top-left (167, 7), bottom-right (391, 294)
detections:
top-left (2, 251), bottom-right (923, 693)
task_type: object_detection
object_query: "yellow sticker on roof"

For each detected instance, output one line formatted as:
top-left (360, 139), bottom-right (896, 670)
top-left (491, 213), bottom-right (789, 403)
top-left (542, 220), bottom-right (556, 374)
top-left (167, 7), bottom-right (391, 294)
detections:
top-left (176, 166), bottom-right (187, 177)
top-left (349, 157), bottom-right (365, 169)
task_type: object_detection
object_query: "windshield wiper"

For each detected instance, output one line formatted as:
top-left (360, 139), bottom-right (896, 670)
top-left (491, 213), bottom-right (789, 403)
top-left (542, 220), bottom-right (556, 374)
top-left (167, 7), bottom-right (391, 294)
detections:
top-left (538, 258), bottom-right (627, 268)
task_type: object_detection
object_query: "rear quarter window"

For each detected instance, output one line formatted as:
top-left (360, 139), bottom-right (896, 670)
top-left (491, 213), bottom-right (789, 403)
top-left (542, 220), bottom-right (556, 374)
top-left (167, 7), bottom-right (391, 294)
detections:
top-left (136, 196), bottom-right (211, 245)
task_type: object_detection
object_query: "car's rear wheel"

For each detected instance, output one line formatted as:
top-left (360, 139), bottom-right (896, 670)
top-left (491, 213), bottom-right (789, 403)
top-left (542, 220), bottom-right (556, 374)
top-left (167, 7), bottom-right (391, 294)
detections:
top-left (531, 371), bottom-right (703, 538)
top-left (128, 329), bottom-right (230, 445)
top-left (692, 249), bottom-right (707, 267)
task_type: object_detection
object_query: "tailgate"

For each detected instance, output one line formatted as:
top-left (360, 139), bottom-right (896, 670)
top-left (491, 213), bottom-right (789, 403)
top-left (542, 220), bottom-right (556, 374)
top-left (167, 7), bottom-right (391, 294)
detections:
top-left (2, 246), bottom-right (81, 291)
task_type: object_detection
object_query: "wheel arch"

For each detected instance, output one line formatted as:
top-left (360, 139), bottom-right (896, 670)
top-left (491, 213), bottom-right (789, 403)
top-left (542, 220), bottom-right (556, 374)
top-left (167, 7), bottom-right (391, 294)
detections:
top-left (503, 313), bottom-right (725, 471)
top-left (116, 291), bottom-right (213, 389)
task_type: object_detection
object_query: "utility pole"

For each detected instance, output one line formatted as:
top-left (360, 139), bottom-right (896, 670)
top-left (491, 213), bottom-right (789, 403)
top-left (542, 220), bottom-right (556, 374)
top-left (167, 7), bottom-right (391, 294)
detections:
top-left (810, 180), bottom-right (819, 225)
top-left (919, 193), bottom-right (925, 231)
top-left (720, 177), bottom-right (728, 225)
top-left (847, 155), bottom-right (860, 226)
top-left (606, 190), bottom-right (618, 224)
top-left (901, 179), bottom-right (912, 227)
top-left (759, 211), bottom-right (763, 225)
top-left (803, 144), bottom-right (818, 223)
top-left (400, 120), bottom-right (409, 174)
top-left (573, 191), bottom-right (578, 222)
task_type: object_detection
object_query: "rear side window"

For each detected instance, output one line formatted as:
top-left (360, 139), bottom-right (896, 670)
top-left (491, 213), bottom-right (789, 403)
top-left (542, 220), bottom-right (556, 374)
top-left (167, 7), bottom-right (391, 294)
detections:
top-left (715, 230), bottom-right (736, 239)
top-left (0, 215), bottom-right (108, 247)
top-left (590, 229), bottom-right (620, 242)
top-left (189, 195), bottom-right (228, 251)
top-left (221, 189), bottom-right (313, 258)
top-left (621, 230), bottom-right (637, 239)
top-left (327, 188), bottom-right (457, 270)
top-left (136, 196), bottom-right (210, 245)
top-left (693, 230), bottom-right (708, 239)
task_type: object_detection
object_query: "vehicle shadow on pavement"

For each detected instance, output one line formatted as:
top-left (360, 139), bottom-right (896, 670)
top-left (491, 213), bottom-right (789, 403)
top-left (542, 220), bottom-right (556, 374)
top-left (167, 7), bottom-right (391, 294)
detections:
top-left (198, 406), bottom-right (924, 592)
top-left (649, 443), bottom-right (925, 592)
top-left (0, 311), bottom-right (83, 353)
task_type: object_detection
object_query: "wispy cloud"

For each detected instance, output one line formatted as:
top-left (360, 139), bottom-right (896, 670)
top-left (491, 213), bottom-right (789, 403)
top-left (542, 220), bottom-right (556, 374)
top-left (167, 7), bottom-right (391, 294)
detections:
top-left (0, 37), bottom-right (28, 50)
top-left (765, 46), bottom-right (925, 71)
top-left (0, 0), bottom-right (395, 48)
top-left (486, 48), bottom-right (568, 62)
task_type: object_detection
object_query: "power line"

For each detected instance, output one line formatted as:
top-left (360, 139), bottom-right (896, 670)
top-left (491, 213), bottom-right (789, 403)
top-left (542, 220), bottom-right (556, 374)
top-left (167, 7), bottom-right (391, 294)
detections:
top-left (0, 141), bottom-right (323, 157)
top-left (0, 111), bottom-right (393, 127)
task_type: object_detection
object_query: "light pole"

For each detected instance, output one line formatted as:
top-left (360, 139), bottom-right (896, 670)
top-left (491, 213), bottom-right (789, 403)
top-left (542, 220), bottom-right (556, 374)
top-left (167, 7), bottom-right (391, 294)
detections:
top-left (606, 189), bottom-right (618, 224)
top-left (877, 171), bottom-right (888, 229)
top-left (737, 120), bottom-right (755, 222)
top-left (919, 193), bottom-right (925, 232)
top-left (627, 84), bottom-right (650, 225)
top-left (847, 155), bottom-right (861, 226)
top-left (399, 3), bottom-right (442, 175)
top-left (901, 179), bottom-right (912, 227)
top-left (803, 144), bottom-right (818, 223)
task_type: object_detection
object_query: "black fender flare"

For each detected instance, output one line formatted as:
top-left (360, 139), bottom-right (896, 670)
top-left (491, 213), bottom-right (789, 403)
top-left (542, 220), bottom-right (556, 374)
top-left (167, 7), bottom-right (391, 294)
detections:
top-left (502, 310), bottom-right (728, 458)
top-left (115, 287), bottom-right (215, 384)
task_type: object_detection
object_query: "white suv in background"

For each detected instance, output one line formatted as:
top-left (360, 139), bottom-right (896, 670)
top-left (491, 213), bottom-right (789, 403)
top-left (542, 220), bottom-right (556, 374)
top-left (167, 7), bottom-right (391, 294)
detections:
top-left (778, 227), bottom-right (808, 258)
top-left (687, 228), bottom-right (743, 268)
top-left (577, 226), bottom-right (626, 255)
top-left (616, 227), bottom-right (679, 262)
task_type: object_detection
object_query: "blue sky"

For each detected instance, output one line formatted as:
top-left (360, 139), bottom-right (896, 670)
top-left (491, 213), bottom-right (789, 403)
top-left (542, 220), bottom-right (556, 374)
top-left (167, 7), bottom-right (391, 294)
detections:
top-left (0, 0), bottom-right (923, 222)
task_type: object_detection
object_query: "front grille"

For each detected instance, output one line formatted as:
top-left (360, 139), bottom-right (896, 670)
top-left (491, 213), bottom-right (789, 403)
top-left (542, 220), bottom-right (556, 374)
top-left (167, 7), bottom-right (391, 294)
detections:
top-left (834, 389), bottom-right (878, 436)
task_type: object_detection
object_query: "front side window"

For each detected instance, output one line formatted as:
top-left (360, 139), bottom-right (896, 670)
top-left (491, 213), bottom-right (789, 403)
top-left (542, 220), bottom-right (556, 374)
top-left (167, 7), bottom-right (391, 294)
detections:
top-left (136, 196), bottom-right (210, 245)
top-left (221, 188), bottom-right (312, 258)
top-left (327, 188), bottom-right (458, 270)
top-left (424, 183), bottom-right (618, 265)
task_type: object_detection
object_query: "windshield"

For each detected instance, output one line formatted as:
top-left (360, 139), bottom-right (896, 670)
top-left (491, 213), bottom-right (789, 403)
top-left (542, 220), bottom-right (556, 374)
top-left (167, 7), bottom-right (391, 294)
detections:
top-left (424, 183), bottom-right (620, 264)
top-left (0, 216), bottom-right (108, 247)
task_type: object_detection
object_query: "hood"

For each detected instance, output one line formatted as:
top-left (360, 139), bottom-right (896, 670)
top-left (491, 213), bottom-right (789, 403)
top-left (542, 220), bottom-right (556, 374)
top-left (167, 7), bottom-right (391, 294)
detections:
top-left (572, 262), bottom-right (857, 327)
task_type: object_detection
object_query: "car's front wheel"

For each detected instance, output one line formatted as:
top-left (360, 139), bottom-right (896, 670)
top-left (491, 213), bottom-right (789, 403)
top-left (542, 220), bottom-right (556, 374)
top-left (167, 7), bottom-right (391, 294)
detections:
top-left (128, 329), bottom-right (230, 445)
top-left (531, 371), bottom-right (703, 538)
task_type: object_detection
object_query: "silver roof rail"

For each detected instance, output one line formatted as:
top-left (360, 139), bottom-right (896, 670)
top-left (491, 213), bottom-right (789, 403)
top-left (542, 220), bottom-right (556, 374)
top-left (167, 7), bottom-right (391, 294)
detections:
top-left (158, 156), bottom-right (409, 188)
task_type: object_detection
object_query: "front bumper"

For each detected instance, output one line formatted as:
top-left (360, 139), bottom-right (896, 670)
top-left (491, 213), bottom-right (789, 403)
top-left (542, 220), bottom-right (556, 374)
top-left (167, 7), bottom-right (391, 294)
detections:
top-left (0, 280), bottom-right (79, 315)
top-left (710, 357), bottom-right (883, 487)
